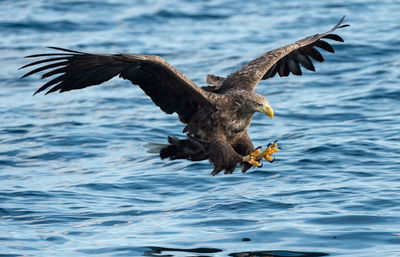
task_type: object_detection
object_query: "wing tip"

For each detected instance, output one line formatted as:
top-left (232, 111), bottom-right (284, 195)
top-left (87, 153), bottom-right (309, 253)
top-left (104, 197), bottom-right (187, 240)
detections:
top-left (336, 15), bottom-right (350, 29)
top-left (44, 87), bottom-right (58, 95)
top-left (46, 46), bottom-right (84, 54)
top-left (23, 46), bottom-right (83, 59)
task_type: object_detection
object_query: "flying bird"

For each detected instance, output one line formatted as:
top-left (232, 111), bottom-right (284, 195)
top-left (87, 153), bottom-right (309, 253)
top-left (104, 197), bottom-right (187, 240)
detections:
top-left (20, 17), bottom-right (349, 175)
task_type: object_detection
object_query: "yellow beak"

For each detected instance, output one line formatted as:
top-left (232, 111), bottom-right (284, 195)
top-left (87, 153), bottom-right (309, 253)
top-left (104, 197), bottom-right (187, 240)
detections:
top-left (260, 104), bottom-right (274, 118)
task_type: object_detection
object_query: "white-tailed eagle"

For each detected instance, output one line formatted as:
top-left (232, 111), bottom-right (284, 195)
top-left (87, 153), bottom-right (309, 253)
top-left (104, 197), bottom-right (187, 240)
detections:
top-left (20, 17), bottom-right (349, 175)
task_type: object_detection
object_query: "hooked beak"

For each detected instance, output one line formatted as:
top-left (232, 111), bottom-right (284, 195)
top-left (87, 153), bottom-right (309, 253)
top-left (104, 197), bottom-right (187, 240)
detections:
top-left (258, 104), bottom-right (274, 118)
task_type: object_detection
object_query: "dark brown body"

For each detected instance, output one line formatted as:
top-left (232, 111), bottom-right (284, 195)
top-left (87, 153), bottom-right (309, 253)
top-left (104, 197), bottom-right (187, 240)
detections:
top-left (163, 91), bottom-right (259, 175)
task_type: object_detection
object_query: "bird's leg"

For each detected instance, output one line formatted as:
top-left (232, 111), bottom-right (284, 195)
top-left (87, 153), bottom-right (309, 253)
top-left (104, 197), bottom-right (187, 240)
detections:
top-left (242, 140), bottom-right (279, 167)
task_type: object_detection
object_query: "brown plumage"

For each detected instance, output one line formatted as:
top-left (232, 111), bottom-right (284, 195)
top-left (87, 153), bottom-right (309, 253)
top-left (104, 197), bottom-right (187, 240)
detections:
top-left (20, 17), bottom-right (349, 175)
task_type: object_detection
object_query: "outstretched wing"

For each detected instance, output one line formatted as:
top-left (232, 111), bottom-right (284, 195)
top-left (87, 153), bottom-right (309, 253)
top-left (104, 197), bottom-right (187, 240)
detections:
top-left (20, 47), bottom-right (213, 123)
top-left (218, 16), bottom-right (349, 93)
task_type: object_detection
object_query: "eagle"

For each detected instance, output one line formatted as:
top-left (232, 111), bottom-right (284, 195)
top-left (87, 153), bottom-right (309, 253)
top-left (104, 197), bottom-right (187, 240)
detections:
top-left (20, 17), bottom-right (348, 175)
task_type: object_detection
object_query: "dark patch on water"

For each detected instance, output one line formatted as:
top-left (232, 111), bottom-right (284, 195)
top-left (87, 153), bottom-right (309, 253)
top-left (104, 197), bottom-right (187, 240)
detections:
top-left (229, 250), bottom-right (328, 257)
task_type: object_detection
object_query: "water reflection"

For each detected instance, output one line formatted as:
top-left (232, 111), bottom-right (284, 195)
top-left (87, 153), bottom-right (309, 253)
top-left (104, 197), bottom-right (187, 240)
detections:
top-left (144, 246), bottom-right (222, 256)
top-left (229, 250), bottom-right (328, 257)
top-left (143, 247), bottom-right (328, 257)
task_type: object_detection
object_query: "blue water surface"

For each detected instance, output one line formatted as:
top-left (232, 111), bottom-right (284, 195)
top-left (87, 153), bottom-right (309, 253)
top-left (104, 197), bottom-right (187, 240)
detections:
top-left (1, 0), bottom-right (400, 256)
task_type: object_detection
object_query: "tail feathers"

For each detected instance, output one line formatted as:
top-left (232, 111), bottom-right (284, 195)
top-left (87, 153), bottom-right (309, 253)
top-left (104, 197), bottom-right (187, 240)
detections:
top-left (143, 141), bottom-right (168, 154)
top-left (160, 137), bottom-right (255, 175)
top-left (160, 137), bottom-right (208, 161)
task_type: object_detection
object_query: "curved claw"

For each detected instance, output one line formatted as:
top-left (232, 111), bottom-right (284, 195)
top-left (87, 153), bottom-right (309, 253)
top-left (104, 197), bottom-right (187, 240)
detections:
top-left (268, 157), bottom-right (275, 163)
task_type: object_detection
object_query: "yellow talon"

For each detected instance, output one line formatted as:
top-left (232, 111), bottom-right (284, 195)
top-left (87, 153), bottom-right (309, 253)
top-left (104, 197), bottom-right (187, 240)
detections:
top-left (250, 149), bottom-right (261, 158)
top-left (258, 141), bottom-right (279, 163)
top-left (243, 140), bottom-right (279, 167)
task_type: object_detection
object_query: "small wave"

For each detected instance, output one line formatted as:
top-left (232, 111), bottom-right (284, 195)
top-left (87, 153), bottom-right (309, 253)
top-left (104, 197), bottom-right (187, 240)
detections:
top-left (0, 20), bottom-right (79, 32)
top-left (308, 215), bottom-right (400, 225)
top-left (1, 20), bottom-right (112, 33)
top-left (348, 89), bottom-right (400, 101)
top-left (123, 9), bottom-right (229, 23)
top-left (155, 10), bottom-right (229, 20)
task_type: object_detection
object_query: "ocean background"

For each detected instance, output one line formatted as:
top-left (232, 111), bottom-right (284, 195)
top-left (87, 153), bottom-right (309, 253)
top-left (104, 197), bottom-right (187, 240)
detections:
top-left (1, 0), bottom-right (400, 256)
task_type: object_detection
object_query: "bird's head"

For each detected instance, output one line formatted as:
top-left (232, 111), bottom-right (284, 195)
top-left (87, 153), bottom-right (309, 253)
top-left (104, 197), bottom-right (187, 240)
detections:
top-left (250, 94), bottom-right (274, 119)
